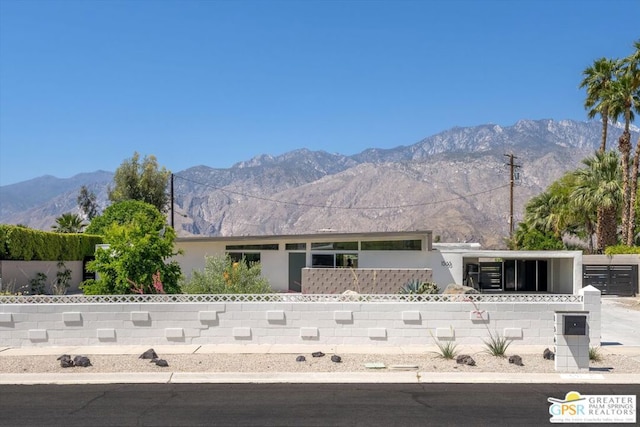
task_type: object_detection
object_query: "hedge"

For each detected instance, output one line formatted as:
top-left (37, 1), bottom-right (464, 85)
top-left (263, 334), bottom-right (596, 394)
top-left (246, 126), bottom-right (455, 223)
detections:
top-left (604, 245), bottom-right (640, 255)
top-left (0, 224), bottom-right (103, 261)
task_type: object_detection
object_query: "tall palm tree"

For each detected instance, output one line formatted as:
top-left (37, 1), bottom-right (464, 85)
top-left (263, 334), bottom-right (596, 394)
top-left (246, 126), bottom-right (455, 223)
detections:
top-left (621, 40), bottom-right (640, 244)
top-left (52, 213), bottom-right (87, 233)
top-left (609, 71), bottom-right (640, 244)
top-left (580, 58), bottom-right (618, 153)
top-left (572, 151), bottom-right (622, 252)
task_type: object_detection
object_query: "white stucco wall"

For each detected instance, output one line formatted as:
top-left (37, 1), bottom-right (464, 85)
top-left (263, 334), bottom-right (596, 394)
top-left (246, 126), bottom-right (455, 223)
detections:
top-left (0, 261), bottom-right (84, 294)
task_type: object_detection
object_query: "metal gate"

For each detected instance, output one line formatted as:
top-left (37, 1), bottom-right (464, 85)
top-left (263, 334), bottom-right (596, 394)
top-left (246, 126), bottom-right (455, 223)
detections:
top-left (583, 264), bottom-right (638, 296)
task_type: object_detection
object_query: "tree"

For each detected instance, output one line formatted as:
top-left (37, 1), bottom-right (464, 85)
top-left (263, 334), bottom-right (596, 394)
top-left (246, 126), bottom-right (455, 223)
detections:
top-left (510, 222), bottom-right (564, 251)
top-left (52, 213), bottom-right (87, 233)
top-left (580, 57), bottom-right (618, 153)
top-left (181, 254), bottom-right (273, 294)
top-left (85, 200), bottom-right (164, 236)
top-left (619, 40), bottom-right (640, 244)
top-left (77, 185), bottom-right (99, 220)
top-left (572, 151), bottom-right (622, 252)
top-left (81, 203), bottom-right (182, 295)
top-left (108, 152), bottom-right (171, 213)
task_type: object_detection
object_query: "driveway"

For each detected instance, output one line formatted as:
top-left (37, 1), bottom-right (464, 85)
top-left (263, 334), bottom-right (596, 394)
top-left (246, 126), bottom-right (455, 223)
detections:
top-left (600, 296), bottom-right (640, 346)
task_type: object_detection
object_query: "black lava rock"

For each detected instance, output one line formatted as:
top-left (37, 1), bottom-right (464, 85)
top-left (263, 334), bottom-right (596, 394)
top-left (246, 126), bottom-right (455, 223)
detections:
top-left (73, 355), bottom-right (92, 367)
top-left (139, 348), bottom-right (159, 360)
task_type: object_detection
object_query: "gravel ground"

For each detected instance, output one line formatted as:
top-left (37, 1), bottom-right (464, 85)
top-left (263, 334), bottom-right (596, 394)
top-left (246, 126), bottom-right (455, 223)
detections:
top-left (1, 350), bottom-right (639, 374)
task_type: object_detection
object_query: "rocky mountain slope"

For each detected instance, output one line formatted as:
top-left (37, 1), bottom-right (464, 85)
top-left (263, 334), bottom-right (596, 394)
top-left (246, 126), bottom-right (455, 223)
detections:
top-left (1, 119), bottom-right (637, 248)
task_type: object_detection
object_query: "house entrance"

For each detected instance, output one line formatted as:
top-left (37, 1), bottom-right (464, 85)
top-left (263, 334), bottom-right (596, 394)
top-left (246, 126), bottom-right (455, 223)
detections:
top-left (288, 252), bottom-right (306, 292)
top-left (468, 259), bottom-right (548, 292)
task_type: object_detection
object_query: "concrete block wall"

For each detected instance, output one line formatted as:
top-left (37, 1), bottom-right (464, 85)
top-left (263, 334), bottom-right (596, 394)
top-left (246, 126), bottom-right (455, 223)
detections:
top-left (0, 296), bottom-right (596, 347)
top-left (301, 268), bottom-right (433, 294)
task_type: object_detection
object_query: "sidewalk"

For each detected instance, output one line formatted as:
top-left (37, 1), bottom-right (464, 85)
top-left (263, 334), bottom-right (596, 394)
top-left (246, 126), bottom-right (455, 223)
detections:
top-left (2, 344), bottom-right (639, 385)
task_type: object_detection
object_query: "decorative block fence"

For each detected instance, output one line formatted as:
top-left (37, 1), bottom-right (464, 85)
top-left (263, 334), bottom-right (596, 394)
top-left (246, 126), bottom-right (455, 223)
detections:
top-left (0, 287), bottom-right (601, 348)
top-left (301, 268), bottom-right (433, 294)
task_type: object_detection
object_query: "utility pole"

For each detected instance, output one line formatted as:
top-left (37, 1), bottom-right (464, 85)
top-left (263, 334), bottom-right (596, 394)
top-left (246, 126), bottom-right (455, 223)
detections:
top-left (170, 173), bottom-right (174, 228)
top-left (504, 153), bottom-right (521, 236)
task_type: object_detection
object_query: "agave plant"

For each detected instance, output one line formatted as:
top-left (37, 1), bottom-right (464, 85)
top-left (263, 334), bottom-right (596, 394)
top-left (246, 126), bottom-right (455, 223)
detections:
top-left (398, 279), bottom-right (440, 294)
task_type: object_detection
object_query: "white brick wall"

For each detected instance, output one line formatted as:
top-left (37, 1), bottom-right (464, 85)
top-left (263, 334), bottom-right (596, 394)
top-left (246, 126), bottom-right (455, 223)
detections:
top-left (0, 296), bottom-right (598, 347)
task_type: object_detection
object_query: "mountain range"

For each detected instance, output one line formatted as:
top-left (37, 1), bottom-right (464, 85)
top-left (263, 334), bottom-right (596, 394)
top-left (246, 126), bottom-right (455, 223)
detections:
top-left (1, 119), bottom-right (638, 249)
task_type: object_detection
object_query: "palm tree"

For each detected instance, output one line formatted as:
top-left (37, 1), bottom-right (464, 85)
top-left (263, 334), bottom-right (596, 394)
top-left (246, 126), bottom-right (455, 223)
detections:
top-left (52, 213), bottom-right (87, 233)
top-left (580, 58), bottom-right (618, 153)
top-left (621, 40), bottom-right (640, 244)
top-left (608, 71), bottom-right (640, 244)
top-left (572, 151), bottom-right (622, 252)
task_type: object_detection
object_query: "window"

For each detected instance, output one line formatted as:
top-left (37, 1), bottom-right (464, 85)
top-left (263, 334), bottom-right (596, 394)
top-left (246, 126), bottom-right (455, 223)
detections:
top-left (311, 241), bottom-right (358, 250)
top-left (311, 253), bottom-right (358, 268)
top-left (228, 252), bottom-right (261, 265)
top-left (337, 253), bottom-right (358, 268)
top-left (225, 244), bottom-right (279, 250)
top-left (361, 240), bottom-right (422, 251)
top-left (285, 243), bottom-right (306, 250)
top-left (311, 254), bottom-right (334, 268)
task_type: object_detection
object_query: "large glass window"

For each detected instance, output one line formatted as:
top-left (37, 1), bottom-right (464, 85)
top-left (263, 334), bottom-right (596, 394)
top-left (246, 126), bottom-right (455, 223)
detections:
top-left (361, 240), bottom-right (422, 250)
top-left (311, 254), bottom-right (334, 268)
top-left (311, 241), bottom-right (358, 250)
top-left (311, 253), bottom-right (358, 268)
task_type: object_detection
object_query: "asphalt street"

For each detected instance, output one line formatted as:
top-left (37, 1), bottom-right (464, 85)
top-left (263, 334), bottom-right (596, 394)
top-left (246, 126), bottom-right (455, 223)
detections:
top-left (0, 383), bottom-right (637, 427)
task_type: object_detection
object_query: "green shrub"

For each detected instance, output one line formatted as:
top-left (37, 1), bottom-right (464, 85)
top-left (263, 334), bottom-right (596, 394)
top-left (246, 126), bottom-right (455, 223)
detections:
top-left (81, 214), bottom-right (182, 295)
top-left (181, 254), bottom-right (273, 294)
top-left (604, 245), bottom-right (640, 255)
top-left (29, 272), bottom-right (47, 295)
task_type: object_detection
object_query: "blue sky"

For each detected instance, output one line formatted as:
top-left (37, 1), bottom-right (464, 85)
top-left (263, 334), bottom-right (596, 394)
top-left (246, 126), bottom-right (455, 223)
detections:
top-left (0, 0), bottom-right (638, 186)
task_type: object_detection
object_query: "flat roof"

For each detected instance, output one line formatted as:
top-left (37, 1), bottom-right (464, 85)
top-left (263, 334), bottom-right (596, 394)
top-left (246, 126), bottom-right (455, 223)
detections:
top-left (176, 230), bottom-right (432, 243)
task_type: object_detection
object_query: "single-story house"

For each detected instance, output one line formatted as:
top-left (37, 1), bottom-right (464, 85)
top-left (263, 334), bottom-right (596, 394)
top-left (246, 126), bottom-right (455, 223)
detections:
top-left (175, 230), bottom-right (583, 294)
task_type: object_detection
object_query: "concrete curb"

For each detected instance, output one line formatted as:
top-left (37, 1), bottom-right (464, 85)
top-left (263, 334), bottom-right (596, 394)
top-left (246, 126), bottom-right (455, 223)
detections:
top-left (2, 371), bottom-right (640, 385)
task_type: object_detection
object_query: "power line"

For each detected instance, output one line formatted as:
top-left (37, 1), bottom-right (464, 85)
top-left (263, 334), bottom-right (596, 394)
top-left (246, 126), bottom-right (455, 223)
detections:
top-left (173, 174), bottom-right (511, 211)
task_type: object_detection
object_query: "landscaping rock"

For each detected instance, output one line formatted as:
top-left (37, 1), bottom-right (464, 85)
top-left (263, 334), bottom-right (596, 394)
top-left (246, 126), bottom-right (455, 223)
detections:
top-left (312, 351), bottom-right (325, 358)
top-left (152, 359), bottom-right (169, 367)
top-left (296, 355), bottom-right (306, 362)
top-left (57, 354), bottom-right (74, 368)
top-left (443, 284), bottom-right (479, 295)
top-left (139, 348), bottom-right (158, 360)
top-left (543, 348), bottom-right (555, 360)
top-left (73, 355), bottom-right (92, 367)
top-left (456, 355), bottom-right (476, 366)
top-left (508, 355), bottom-right (524, 366)
top-left (331, 355), bottom-right (342, 363)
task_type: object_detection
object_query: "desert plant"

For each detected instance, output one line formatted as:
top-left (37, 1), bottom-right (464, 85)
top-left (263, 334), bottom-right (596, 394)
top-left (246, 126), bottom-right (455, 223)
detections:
top-left (589, 346), bottom-right (603, 362)
top-left (434, 339), bottom-right (458, 359)
top-left (399, 279), bottom-right (439, 295)
top-left (428, 328), bottom-right (458, 359)
top-left (483, 330), bottom-right (512, 357)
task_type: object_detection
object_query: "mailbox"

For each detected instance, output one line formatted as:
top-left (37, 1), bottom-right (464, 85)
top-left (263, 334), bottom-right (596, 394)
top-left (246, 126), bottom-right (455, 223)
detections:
top-left (563, 315), bottom-right (587, 336)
